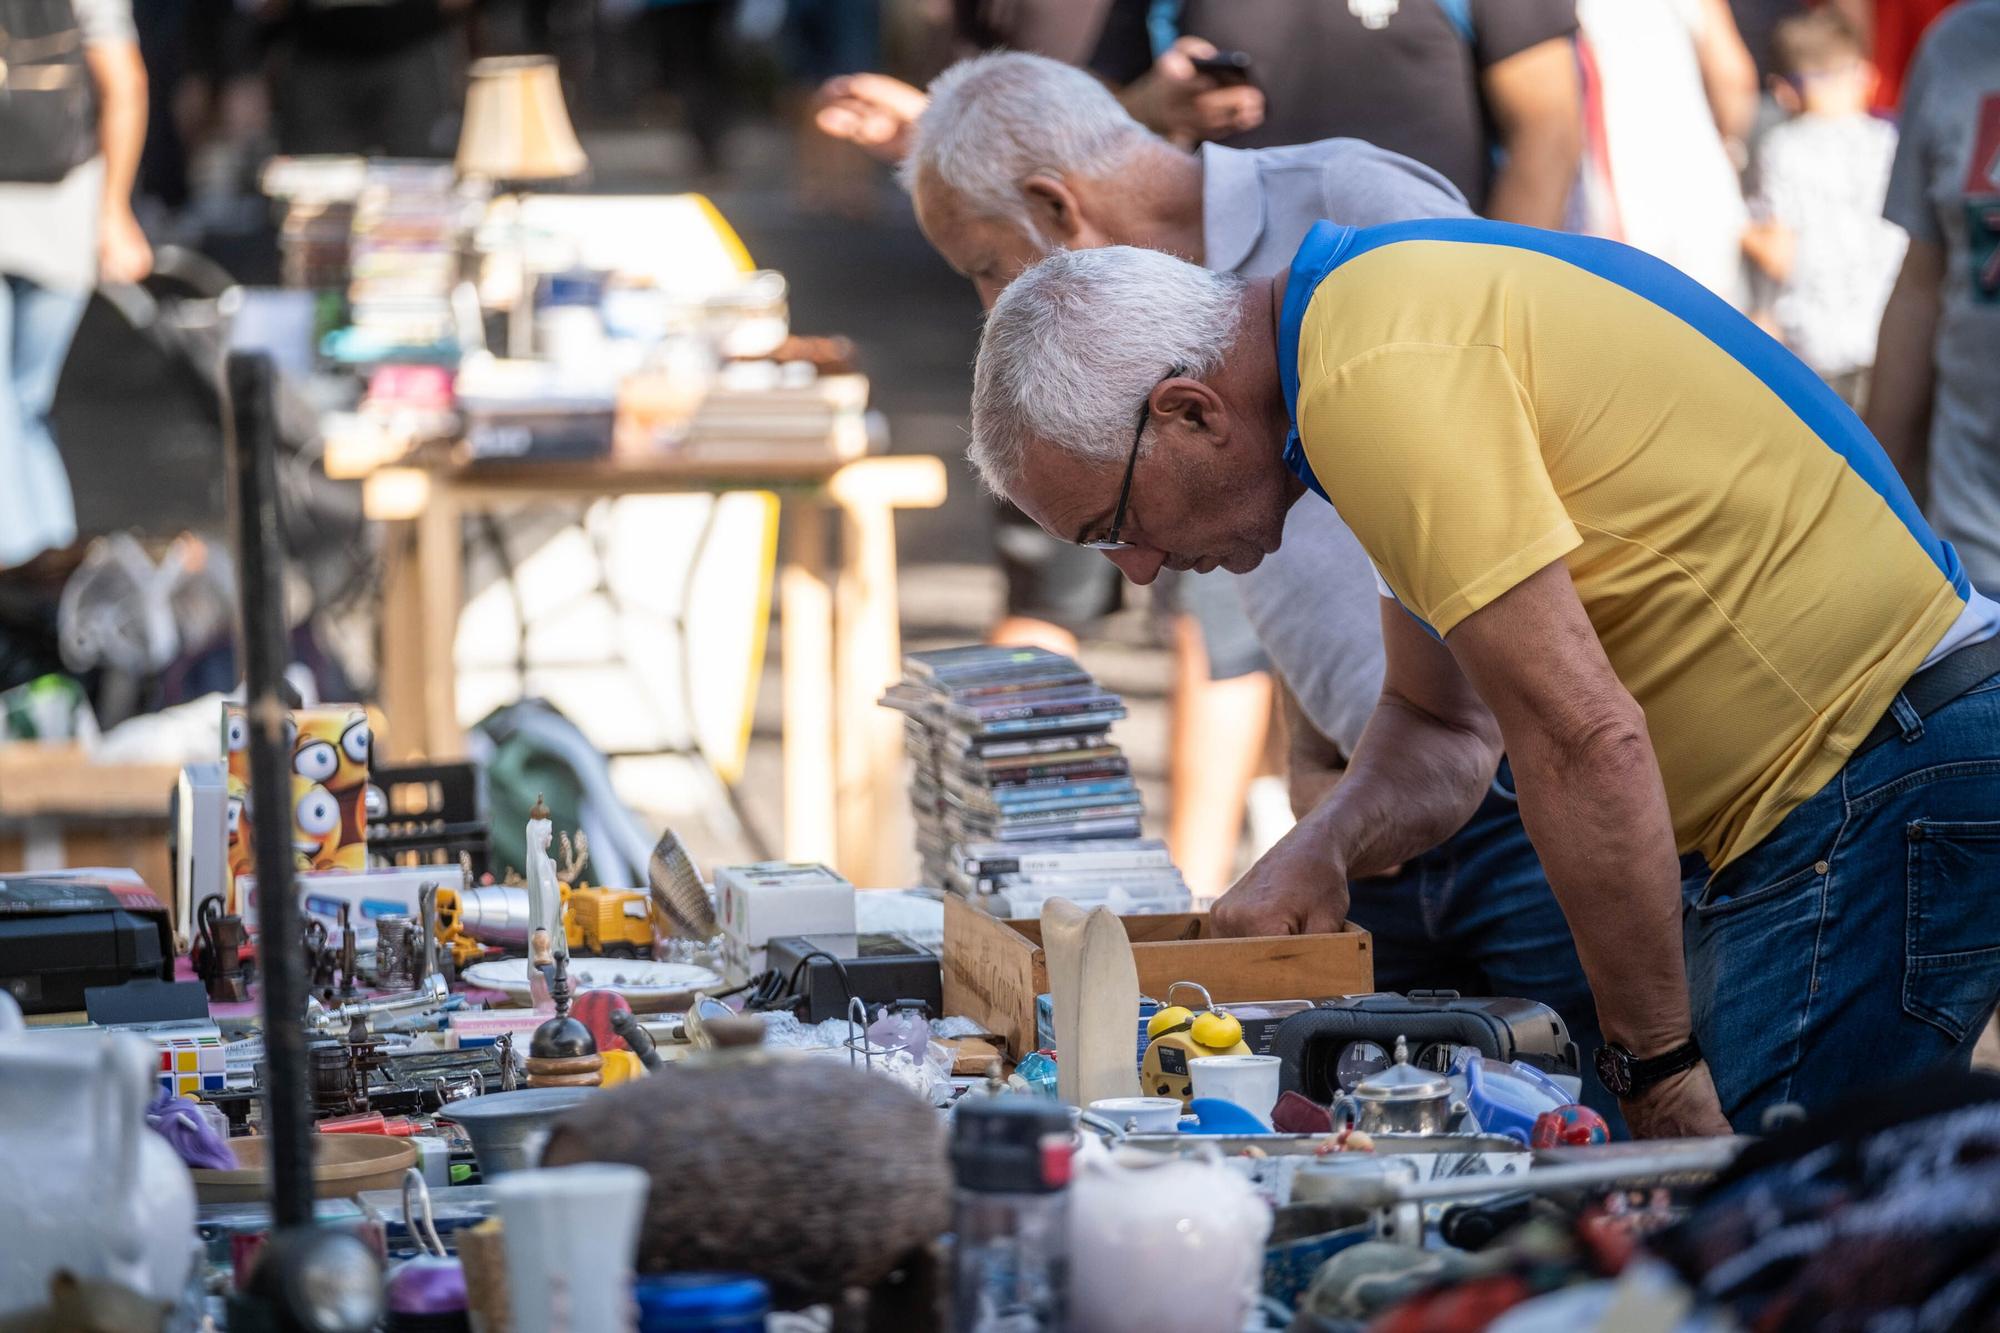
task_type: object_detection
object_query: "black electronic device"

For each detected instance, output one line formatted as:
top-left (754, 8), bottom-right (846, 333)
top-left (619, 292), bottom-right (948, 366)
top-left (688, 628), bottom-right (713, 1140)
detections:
top-left (0, 874), bottom-right (175, 1015)
top-left (1271, 990), bottom-right (1578, 1104)
top-left (1189, 50), bottom-right (1256, 86)
top-left (764, 931), bottom-right (944, 1024)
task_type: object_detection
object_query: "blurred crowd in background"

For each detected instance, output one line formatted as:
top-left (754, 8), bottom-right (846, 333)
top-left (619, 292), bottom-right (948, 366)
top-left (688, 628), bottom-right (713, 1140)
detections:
top-left (2, 0), bottom-right (1995, 893)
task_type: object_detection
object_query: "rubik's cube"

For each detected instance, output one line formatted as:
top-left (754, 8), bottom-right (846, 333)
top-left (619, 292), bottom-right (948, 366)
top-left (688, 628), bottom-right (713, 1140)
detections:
top-left (156, 1033), bottom-right (228, 1097)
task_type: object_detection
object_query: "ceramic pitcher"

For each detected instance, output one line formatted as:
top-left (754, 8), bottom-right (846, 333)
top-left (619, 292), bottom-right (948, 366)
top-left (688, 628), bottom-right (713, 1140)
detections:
top-left (1068, 1138), bottom-right (1271, 1333)
top-left (0, 994), bottom-right (196, 1318)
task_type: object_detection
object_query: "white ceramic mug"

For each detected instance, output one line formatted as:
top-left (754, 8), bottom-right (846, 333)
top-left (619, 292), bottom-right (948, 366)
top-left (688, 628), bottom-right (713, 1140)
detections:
top-left (489, 1163), bottom-right (650, 1333)
top-left (1188, 1054), bottom-right (1283, 1128)
top-left (1089, 1096), bottom-right (1184, 1134)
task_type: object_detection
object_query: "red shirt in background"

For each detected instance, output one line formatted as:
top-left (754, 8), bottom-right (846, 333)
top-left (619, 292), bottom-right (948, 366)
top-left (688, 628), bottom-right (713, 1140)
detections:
top-left (1871, 0), bottom-right (1961, 111)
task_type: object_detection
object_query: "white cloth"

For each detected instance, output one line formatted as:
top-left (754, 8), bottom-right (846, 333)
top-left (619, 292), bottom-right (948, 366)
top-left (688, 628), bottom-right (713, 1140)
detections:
top-left (1755, 113), bottom-right (1906, 377)
top-left (1576, 0), bottom-right (1751, 309)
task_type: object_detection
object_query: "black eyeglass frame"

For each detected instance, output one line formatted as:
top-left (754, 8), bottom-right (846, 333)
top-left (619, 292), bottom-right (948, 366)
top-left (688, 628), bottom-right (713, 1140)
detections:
top-left (1081, 366), bottom-right (1184, 551)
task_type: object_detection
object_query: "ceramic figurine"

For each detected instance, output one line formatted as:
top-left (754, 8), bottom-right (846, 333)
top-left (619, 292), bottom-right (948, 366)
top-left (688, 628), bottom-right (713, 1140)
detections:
top-left (525, 795), bottom-right (566, 961)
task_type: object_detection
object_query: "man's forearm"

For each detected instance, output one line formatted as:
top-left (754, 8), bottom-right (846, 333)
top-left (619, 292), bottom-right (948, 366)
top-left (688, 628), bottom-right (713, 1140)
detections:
top-left (1509, 709), bottom-right (1689, 1055)
top-left (1299, 691), bottom-right (1499, 880)
top-left (1867, 254), bottom-right (1943, 502)
top-left (1483, 127), bottom-right (1578, 229)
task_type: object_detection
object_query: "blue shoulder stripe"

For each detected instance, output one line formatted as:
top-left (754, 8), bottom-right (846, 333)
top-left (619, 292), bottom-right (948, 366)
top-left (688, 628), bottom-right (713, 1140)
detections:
top-left (1435, 0), bottom-right (1475, 45)
top-left (1299, 217), bottom-right (1970, 597)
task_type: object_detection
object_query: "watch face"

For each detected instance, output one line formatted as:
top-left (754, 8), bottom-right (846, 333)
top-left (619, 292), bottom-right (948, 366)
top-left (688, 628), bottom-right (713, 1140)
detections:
top-left (1595, 1044), bottom-right (1633, 1098)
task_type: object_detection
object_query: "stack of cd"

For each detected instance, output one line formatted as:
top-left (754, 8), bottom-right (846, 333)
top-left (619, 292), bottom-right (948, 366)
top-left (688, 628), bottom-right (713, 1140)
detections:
top-left (345, 161), bottom-right (465, 353)
top-left (949, 838), bottom-right (1190, 917)
top-left (883, 645), bottom-right (1182, 909)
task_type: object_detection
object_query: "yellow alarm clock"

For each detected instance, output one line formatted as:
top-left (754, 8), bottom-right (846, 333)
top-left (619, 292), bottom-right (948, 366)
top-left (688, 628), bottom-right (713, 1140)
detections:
top-left (1141, 981), bottom-right (1251, 1106)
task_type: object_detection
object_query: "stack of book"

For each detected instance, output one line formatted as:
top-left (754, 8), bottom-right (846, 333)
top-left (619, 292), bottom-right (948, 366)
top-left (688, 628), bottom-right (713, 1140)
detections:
top-left (262, 156), bottom-right (367, 292)
top-left (344, 161), bottom-right (464, 356)
top-left (883, 645), bottom-right (1186, 912)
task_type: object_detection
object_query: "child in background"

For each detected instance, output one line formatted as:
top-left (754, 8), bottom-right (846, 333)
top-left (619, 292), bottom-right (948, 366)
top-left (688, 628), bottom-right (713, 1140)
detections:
top-left (1743, 10), bottom-right (1908, 408)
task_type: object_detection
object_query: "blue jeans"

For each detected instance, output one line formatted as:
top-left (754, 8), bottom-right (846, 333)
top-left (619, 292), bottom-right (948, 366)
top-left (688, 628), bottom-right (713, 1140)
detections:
top-left (1346, 775), bottom-right (1624, 1133)
top-left (0, 274), bottom-right (86, 567)
top-left (1685, 670), bottom-right (2000, 1129)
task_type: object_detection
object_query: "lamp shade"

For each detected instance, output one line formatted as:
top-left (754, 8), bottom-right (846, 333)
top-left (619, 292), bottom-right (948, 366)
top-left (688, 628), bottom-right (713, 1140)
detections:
top-left (457, 56), bottom-right (588, 183)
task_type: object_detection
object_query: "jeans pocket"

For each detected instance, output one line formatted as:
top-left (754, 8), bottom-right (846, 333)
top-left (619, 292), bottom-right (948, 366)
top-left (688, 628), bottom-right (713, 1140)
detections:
top-left (1903, 819), bottom-right (2000, 1044)
top-left (1692, 861), bottom-right (1823, 920)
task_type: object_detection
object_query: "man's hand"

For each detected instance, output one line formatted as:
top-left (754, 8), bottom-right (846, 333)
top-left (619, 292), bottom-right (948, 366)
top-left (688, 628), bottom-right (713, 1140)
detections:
top-left (1619, 1062), bottom-right (1733, 1139)
top-left (1210, 823), bottom-right (1350, 937)
top-left (812, 73), bottom-right (929, 165)
top-left (1118, 37), bottom-right (1264, 148)
top-left (99, 208), bottom-right (152, 285)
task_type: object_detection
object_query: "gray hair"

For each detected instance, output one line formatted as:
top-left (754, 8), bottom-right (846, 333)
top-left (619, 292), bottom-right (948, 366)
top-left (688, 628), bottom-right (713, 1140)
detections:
top-left (904, 52), bottom-right (1160, 243)
top-left (970, 246), bottom-right (1248, 495)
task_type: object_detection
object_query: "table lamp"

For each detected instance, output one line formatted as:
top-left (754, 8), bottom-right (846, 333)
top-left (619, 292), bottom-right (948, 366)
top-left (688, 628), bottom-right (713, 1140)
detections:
top-left (456, 55), bottom-right (588, 354)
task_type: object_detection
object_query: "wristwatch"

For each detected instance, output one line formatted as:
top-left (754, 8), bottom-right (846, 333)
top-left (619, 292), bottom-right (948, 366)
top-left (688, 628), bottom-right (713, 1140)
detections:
top-left (1595, 1036), bottom-right (1703, 1100)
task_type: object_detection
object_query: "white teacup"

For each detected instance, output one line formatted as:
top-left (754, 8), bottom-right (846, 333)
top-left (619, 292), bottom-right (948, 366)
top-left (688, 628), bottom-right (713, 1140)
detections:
top-left (1089, 1096), bottom-right (1185, 1134)
top-left (1188, 1054), bottom-right (1283, 1128)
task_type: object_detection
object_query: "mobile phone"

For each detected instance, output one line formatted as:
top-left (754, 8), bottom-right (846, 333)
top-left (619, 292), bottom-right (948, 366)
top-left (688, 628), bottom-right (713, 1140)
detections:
top-left (1189, 50), bottom-right (1256, 87)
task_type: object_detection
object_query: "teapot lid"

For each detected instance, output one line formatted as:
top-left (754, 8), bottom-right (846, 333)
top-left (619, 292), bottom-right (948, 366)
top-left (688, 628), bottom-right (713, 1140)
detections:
top-left (1352, 1036), bottom-right (1451, 1101)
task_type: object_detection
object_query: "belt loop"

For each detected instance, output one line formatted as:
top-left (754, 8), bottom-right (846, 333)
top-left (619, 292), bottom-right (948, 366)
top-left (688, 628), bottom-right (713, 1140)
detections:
top-left (1890, 691), bottom-right (1925, 744)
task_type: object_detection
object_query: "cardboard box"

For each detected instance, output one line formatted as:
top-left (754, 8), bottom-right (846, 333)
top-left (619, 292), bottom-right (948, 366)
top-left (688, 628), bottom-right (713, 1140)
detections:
top-left (944, 892), bottom-right (1368, 1056)
top-left (223, 703), bottom-right (370, 909)
top-left (942, 893), bottom-right (1373, 1062)
top-left (0, 743), bottom-right (176, 919)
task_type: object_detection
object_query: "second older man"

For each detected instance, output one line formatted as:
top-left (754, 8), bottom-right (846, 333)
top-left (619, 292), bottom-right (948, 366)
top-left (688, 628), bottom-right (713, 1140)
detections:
top-left (968, 222), bottom-right (2000, 1136)
top-left (907, 53), bottom-right (1628, 1128)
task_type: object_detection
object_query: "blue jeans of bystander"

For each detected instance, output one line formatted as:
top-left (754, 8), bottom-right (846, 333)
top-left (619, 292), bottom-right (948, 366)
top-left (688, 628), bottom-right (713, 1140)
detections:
top-left (0, 273), bottom-right (87, 567)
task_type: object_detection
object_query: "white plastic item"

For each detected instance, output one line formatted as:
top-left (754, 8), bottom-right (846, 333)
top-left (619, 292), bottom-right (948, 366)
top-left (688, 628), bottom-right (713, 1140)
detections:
top-left (0, 993), bottom-right (197, 1318)
top-left (1068, 1139), bottom-right (1271, 1333)
top-left (489, 1163), bottom-right (650, 1333)
top-left (1189, 1054), bottom-right (1284, 1128)
top-left (1087, 1097), bottom-right (1184, 1134)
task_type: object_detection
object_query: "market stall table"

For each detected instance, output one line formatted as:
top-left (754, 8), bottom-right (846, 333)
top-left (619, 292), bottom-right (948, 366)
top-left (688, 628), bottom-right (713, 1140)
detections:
top-left (360, 445), bottom-right (947, 887)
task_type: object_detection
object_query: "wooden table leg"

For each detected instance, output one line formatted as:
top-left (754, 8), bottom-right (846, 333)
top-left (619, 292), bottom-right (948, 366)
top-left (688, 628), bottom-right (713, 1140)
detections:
top-left (376, 517), bottom-right (428, 763)
top-left (415, 487), bottom-right (467, 760)
top-left (781, 501), bottom-right (839, 866)
top-left (834, 489), bottom-right (908, 887)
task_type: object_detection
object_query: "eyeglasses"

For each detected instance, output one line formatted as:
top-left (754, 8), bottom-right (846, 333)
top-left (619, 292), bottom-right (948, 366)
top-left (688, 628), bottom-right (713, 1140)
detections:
top-left (1081, 367), bottom-right (1182, 551)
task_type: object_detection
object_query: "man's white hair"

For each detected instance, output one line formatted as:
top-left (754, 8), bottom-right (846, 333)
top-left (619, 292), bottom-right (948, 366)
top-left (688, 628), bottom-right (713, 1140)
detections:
top-left (903, 51), bottom-right (1161, 242)
top-left (971, 245), bottom-right (1247, 496)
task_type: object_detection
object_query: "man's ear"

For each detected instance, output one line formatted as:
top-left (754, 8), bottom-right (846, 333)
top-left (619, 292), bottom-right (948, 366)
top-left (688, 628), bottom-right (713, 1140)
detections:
top-left (1021, 175), bottom-right (1087, 244)
top-left (1152, 377), bottom-right (1230, 448)
top-left (1768, 74), bottom-right (1802, 115)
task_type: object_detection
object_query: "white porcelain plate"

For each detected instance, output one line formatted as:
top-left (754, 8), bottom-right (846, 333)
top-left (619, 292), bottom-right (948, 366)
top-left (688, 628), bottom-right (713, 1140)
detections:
top-left (461, 957), bottom-right (724, 1005)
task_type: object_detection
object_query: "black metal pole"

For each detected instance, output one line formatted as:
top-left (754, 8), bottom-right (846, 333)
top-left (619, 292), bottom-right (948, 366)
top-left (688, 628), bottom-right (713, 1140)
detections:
top-left (224, 352), bottom-right (314, 1229)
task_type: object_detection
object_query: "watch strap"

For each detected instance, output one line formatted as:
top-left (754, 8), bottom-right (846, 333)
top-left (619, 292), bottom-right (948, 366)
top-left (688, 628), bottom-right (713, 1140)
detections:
top-left (1619, 1036), bottom-right (1703, 1096)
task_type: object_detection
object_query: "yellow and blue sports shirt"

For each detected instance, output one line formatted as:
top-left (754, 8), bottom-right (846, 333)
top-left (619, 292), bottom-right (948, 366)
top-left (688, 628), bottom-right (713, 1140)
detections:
top-left (1279, 218), bottom-right (1999, 869)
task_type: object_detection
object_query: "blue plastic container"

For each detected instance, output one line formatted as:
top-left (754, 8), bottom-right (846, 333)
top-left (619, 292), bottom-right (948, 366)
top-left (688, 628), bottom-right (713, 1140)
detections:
top-left (633, 1273), bottom-right (769, 1333)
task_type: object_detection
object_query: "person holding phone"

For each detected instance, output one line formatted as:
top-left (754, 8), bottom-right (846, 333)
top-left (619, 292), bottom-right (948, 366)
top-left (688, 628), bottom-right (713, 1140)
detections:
top-left (1091, 0), bottom-right (1582, 226)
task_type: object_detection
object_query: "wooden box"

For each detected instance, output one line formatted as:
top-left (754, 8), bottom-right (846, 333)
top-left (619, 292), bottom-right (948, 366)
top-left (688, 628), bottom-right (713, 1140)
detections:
top-left (0, 744), bottom-right (177, 912)
top-left (941, 893), bottom-right (1374, 1061)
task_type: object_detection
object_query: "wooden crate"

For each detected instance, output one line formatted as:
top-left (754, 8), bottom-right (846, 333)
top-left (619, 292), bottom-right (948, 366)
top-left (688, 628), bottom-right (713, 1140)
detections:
top-left (941, 893), bottom-right (1373, 1061)
top-left (0, 744), bottom-right (178, 912)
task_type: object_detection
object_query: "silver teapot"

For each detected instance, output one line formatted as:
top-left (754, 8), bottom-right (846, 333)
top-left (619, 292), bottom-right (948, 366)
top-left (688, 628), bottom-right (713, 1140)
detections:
top-left (1331, 1036), bottom-right (1458, 1135)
